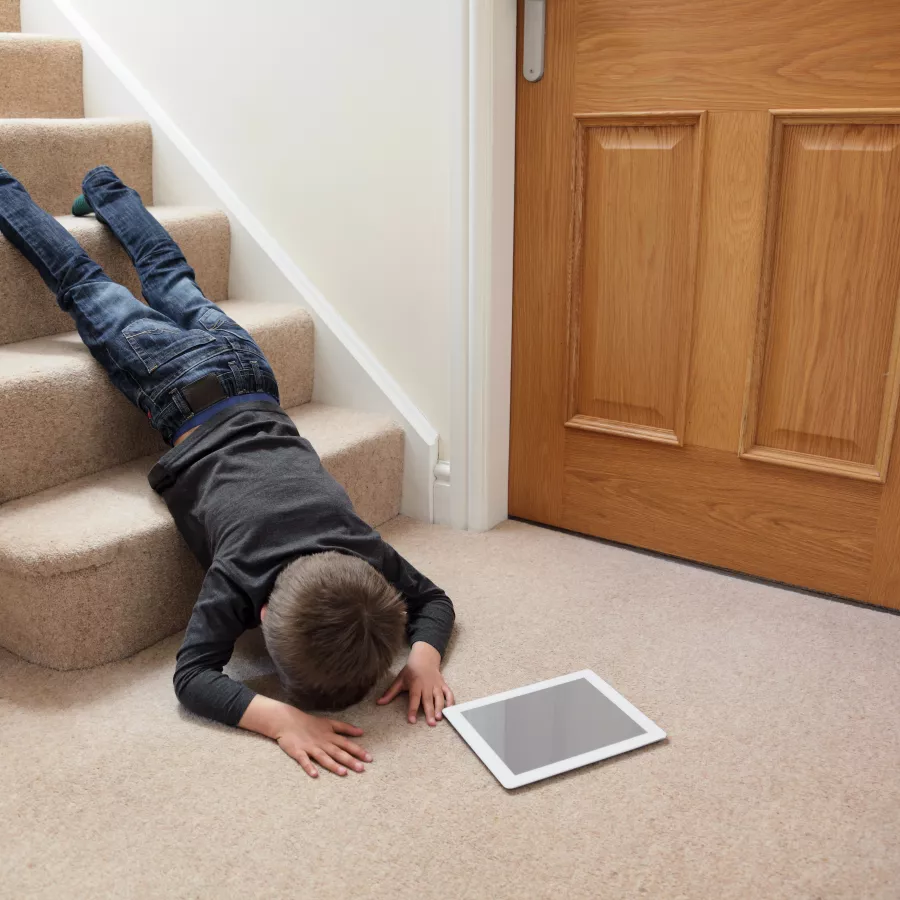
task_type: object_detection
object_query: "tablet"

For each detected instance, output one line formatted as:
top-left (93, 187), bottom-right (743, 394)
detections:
top-left (443, 670), bottom-right (666, 789)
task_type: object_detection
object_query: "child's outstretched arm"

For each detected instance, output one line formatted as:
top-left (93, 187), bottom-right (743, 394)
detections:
top-left (173, 566), bottom-right (259, 724)
top-left (377, 544), bottom-right (456, 726)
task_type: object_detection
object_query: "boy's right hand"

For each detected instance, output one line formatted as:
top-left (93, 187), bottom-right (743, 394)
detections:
top-left (239, 695), bottom-right (372, 778)
top-left (277, 708), bottom-right (372, 778)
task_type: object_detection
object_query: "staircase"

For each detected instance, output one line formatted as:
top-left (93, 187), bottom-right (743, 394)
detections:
top-left (0, 1), bottom-right (405, 670)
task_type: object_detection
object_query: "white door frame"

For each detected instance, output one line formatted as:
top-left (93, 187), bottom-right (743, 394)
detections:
top-left (445, 0), bottom-right (518, 531)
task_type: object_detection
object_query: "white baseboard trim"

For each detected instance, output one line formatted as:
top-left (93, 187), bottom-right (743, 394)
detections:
top-left (433, 460), bottom-right (452, 527)
top-left (23, 0), bottom-right (439, 522)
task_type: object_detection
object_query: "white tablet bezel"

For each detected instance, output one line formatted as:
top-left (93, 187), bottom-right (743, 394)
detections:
top-left (443, 669), bottom-right (666, 789)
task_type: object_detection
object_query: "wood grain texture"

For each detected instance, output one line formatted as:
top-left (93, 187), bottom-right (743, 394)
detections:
top-left (566, 113), bottom-right (704, 444)
top-left (564, 430), bottom-right (878, 601)
top-left (576, 0), bottom-right (900, 112)
top-left (509, 0), bottom-right (577, 524)
top-left (684, 111), bottom-right (771, 450)
top-left (741, 113), bottom-right (900, 482)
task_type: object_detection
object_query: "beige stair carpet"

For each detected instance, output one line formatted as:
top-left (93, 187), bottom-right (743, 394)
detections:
top-left (0, 118), bottom-right (152, 214)
top-left (0, 207), bottom-right (231, 345)
top-left (0, 35), bottom-right (83, 117)
top-left (0, 405), bottom-right (403, 670)
top-left (0, 0), bottom-right (407, 678)
top-left (0, 299), bottom-right (316, 502)
top-left (0, 0), bottom-right (18, 32)
top-left (2, 518), bottom-right (899, 900)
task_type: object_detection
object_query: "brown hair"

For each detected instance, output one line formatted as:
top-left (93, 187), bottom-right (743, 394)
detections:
top-left (262, 551), bottom-right (407, 710)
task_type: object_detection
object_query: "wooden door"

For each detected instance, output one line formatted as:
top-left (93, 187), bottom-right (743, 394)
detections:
top-left (509, 0), bottom-right (900, 609)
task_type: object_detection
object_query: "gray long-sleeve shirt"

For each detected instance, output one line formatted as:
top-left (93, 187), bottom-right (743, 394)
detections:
top-left (148, 400), bottom-right (455, 726)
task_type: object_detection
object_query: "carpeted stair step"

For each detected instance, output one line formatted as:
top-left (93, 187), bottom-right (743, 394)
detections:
top-left (0, 0), bottom-right (18, 32)
top-left (0, 35), bottom-right (83, 117)
top-left (0, 118), bottom-right (152, 215)
top-left (0, 404), bottom-right (404, 670)
top-left (0, 299), bottom-right (315, 503)
top-left (0, 207), bottom-right (231, 346)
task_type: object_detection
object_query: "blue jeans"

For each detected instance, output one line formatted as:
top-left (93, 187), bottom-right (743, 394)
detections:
top-left (0, 165), bottom-right (279, 444)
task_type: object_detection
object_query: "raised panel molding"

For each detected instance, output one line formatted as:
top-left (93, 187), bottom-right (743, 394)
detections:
top-left (566, 112), bottom-right (706, 445)
top-left (741, 110), bottom-right (900, 483)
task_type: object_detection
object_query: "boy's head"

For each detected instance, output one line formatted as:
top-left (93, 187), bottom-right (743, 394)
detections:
top-left (261, 551), bottom-right (406, 710)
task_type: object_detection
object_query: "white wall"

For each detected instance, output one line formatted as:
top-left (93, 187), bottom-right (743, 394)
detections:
top-left (64, 0), bottom-right (455, 458)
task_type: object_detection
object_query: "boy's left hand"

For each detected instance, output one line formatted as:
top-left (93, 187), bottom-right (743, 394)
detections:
top-left (376, 641), bottom-right (454, 726)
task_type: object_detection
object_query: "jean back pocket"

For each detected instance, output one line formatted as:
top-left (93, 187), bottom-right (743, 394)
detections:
top-left (123, 318), bottom-right (217, 374)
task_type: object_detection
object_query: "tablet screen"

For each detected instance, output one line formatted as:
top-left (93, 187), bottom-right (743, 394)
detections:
top-left (460, 675), bottom-right (647, 776)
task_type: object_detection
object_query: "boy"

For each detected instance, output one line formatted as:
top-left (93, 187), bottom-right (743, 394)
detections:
top-left (0, 165), bottom-right (455, 779)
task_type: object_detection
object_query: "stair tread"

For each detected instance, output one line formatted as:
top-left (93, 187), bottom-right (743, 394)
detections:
top-left (0, 403), bottom-right (403, 576)
top-left (0, 118), bottom-right (152, 215)
top-left (0, 33), bottom-right (80, 44)
top-left (0, 33), bottom-right (79, 44)
top-left (56, 204), bottom-right (226, 233)
top-left (0, 115), bottom-right (148, 129)
top-left (0, 206), bottom-right (231, 346)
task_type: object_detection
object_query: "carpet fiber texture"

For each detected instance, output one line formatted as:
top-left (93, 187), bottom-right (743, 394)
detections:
top-left (0, 35), bottom-right (83, 118)
top-left (0, 0), bottom-right (19, 32)
top-left (3, 518), bottom-right (899, 900)
top-left (0, 118), bottom-right (152, 215)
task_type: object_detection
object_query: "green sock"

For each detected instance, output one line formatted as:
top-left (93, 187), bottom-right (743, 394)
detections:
top-left (71, 194), bottom-right (92, 217)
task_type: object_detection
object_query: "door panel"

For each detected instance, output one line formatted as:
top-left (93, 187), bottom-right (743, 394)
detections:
top-left (510, 0), bottom-right (900, 609)
top-left (741, 114), bottom-right (900, 482)
top-left (568, 114), bottom-right (704, 444)
top-left (575, 0), bottom-right (900, 111)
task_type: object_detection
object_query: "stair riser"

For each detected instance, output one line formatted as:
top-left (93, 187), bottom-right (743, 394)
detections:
top-left (0, 426), bottom-right (403, 670)
top-left (0, 38), bottom-right (84, 117)
top-left (0, 210), bottom-right (232, 346)
top-left (0, 120), bottom-right (152, 216)
top-left (0, 531), bottom-right (203, 670)
top-left (323, 431), bottom-right (406, 530)
top-left (0, 0), bottom-right (19, 31)
top-left (0, 306), bottom-right (315, 503)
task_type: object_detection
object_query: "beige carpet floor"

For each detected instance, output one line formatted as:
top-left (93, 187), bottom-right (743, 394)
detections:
top-left (2, 518), bottom-right (899, 899)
